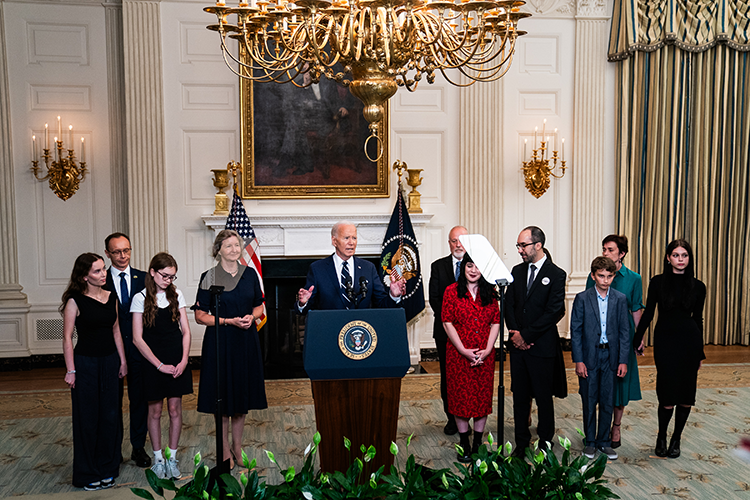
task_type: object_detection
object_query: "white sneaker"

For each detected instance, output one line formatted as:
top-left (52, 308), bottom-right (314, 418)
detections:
top-left (166, 457), bottom-right (182, 479)
top-left (151, 460), bottom-right (167, 479)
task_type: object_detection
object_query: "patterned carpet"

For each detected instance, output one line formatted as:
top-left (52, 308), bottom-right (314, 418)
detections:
top-left (2, 364), bottom-right (750, 499)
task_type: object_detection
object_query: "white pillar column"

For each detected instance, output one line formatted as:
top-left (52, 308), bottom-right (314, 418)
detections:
top-left (569, 1), bottom-right (612, 292)
top-left (0, 3), bottom-right (30, 356)
top-left (459, 80), bottom-right (504, 250)
top-left (123, 0), bottom-right (169, 267)
top-left (104, 0), bottom-right (129, 232)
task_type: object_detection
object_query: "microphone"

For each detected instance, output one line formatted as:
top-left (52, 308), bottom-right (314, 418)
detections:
top-left (344, 276), bottom-right (355, 301)
top-left (356, 276), bottom-right (368, 306)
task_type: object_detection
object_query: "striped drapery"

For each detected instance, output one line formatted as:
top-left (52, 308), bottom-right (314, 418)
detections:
top-left (610, 1), bottom-right (750, 345)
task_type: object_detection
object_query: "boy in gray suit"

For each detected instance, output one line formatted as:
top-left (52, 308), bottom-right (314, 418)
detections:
top-left (571, 257), bottom-right (630, 460)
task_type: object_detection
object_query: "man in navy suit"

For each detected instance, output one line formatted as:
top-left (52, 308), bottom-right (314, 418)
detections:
top-left (297, 221), bottom-right (405, 312)
top-left (505, 226), bottom-right (567, 456)
top-left (103, 232), bottom-right (150, 468)
top-left (570, 256), bottom-right (629, 461)
top-left (428, 225), bottom-right (468, 435)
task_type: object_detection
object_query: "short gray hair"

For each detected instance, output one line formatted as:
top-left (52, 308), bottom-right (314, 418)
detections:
top-left (331, 220), bottom-right (356, 237)
top-left (212, 229), bottom-right (242, 259)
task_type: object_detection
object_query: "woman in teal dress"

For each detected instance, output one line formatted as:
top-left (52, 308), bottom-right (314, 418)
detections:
top-left (586, 235), bottom-right (644, 448)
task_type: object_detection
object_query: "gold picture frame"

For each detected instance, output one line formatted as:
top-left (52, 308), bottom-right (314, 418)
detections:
top-left (239, 73), bottom-right (390, 199)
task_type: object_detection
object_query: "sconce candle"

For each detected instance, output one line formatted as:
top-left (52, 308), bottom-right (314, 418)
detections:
top-left (81, 137), bottom-right (85, 163)
top-left (32, 135), bottom-right (36, 161)
top-left (45, 123), bottom-right (49, 150)
top-left (69, 125), bottom-right (73, 148)
top-left (57, 116), bottom-right (61, 139)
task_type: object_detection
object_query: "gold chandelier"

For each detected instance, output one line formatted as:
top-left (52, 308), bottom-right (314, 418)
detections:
top-left (205, 0), bottom-right (529, 160)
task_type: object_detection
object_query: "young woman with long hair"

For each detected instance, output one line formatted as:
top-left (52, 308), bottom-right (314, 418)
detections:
top-left (62, 253), bottom-right (127, 491)
top-left (634, 239), bottom-right (706, 459)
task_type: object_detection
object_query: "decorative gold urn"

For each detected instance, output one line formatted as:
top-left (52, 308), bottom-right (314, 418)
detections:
top-left (212, 168), bottom-right (230, 215)
top-left (405, 169), bottom-right (423, 213)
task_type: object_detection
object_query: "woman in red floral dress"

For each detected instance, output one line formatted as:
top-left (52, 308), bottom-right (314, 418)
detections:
top-left (442, 254), bottom-right (500, 463)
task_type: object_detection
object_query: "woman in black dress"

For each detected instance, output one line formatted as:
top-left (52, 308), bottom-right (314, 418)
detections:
top-left (132, 252), bottom-right (193, 480)
top-left (193, 230), bottom-right (266, 468)
top-left (634, 239), bottom-right (706, 459)
top-left (62, 253), bottom-right (128, 491)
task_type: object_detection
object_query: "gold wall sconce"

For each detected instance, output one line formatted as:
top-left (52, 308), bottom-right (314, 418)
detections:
top-left (212, 160), bottom-right (242, 215)
top-left (521, 119), bottom-right (567, 198)
top-left (30, 116), bottom-right (87, 201)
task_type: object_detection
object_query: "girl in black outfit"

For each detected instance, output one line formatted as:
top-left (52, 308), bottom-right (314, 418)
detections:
top-left (62, 253), bottom-right (128, 491)
top-left (132, 253), bottom-right (193, 480)
top-left (634, 239), bottom-right (706, 459)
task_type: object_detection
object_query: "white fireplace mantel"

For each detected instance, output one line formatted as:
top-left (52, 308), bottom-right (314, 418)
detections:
top-left (201, 213), bottom-right (435, 258)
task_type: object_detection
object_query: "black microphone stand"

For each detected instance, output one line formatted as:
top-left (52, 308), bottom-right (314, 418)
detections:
top-left (494, 279), bottom-right (510, 451)
top-left (355, 278), bottom-right (368, 307)
top-left (209, 285), bottom-right (228, 496)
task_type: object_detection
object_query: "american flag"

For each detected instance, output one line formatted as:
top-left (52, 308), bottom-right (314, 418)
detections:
top-left (225, 191), bottom-right (266, 329)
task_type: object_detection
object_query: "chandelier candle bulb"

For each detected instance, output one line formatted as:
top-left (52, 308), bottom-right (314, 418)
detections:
top-left (542, 118), bottom-right (546, 138)
top-left (45, 123), bottom-right (49, 150)
top-left (534, 127), bottom-right (538, 149)
top-left (57, 116), bottom-right (61, 139)
top-left (69, 125), bottom-right (73, 148)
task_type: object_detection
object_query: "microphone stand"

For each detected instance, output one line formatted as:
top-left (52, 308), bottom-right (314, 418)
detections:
top-left (494, 278), bottom-right (510, 450)
top-left (355, 279), bottom-right (368, 307)
top-left (209, 285), bottom-right (228, 497)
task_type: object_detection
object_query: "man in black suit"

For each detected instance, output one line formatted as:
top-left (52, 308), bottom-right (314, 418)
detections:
top-left (505, 226), bottom-right (567, 455)
top-left (103, 232), bottom-right (150, 468)
top-left (428, 225), bottom-right (468, 435)
top-left (297, 221), bottom-right (405, 312)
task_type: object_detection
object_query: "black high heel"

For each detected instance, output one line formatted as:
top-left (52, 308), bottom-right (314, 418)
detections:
top-left (610, 423), bottom-right (621, 449)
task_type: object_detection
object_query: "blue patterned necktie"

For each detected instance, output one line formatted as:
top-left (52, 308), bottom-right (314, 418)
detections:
top-left (455, 261), bottom-right (460, 281)
top-left (341, 260), bottom-right (352, 308)
top-left (119, 271), bottom-right (129, 305)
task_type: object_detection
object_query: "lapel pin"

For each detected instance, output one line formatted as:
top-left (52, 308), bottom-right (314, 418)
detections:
top-left (541, 277), bottom-right (550, 285)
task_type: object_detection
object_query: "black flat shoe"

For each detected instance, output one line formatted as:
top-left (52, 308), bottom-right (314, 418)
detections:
top-left (610, 423), bottom-right (621, 449)
top-left (655, 437), bottom-right (668, 457)
top-left (131, 447), bottom-right (151, 468)
top-left (667, 438), bottom-right (681, 458)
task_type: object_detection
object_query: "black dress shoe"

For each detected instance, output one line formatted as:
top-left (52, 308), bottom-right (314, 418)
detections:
top-left (667, 438), bottom-right (681, 458)
top-left (443, 420), bottom-right (458, 436)
top-left (655, 438), bottom-right (668, 457)
top-left (132, 447), bottom-right (152, 468)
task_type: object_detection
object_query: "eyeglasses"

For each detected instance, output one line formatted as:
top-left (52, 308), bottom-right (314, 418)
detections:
top-left (108, 248), bottom-right (131, 257)
top-left (157, 270), bottom-right (177, 282)
top-left (515, 242), bottom-right (537, 250)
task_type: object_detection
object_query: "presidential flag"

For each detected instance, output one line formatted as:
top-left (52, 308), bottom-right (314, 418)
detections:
top-left (379, 186), bottom-right (425, 324)
top-left (225, 191), bottom-right (267, 329)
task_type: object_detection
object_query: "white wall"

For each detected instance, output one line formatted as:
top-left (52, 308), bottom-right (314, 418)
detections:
top-left (0, 0), bottom-right (616, 357)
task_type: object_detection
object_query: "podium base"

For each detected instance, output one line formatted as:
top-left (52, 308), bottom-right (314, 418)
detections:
top-left (311, 378), bottom-right (401, 474)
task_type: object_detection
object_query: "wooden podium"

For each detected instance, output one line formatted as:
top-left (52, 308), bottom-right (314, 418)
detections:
top-left (304, 309), bottom-right (410, 474)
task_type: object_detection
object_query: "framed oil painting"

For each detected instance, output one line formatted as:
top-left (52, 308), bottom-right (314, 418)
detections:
top-left (239, 71), bottom-right (390, 199)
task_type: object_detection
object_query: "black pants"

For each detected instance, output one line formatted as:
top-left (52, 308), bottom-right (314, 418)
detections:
top-left (435, 335), bottom-right (451, 417)
top-left (118, 336), bottom-right (149, 449)
top-left (72, 352), bottom-right (122, 487)
top-left (510, 350), bottom-right (555, 450)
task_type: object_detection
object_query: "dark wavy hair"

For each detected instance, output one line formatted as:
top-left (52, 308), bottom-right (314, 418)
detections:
top-left (602, 234), bottom-right (628, 257)
top-left (661, 238), bottom-right (696, 309)
top-left (60, 253), bottom-right (104, 314)
top-left (143, 252), bottom-right (180, 328)
top-left (456, 254), bottom-right (498, 307)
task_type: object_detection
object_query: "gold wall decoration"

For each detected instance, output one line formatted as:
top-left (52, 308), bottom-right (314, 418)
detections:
top-left (30, 117), bottom-right (87, 201)
top-left (521, 120), bottom-right (567, 198)
top-left (405, 169), bottom-right (424, 214)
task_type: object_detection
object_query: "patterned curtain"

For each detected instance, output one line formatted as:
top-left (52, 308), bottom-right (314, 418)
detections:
top-left (609, 0), bottom-right (750, 345)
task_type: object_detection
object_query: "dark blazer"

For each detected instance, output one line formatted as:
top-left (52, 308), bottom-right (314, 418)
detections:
top-left (570, 287), bottom-right (630, 371)
top-left (505, 258), bottom-right (567, 358)
top-left (428, 255), bottom-right (457, 342)
top-left (299, 255), bottom-right (396, 313)
top-left (104, 267), bottom-right (146, 339)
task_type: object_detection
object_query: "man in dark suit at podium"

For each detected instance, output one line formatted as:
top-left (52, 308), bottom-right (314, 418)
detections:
top-left (505, 226), bottom-right (566, 456)
top-left (103, 232), bottom-right (150, 468)
top-left (297, 221), bottom-right (405, 312)
top-left (428, 225), bottom-right (468, 435)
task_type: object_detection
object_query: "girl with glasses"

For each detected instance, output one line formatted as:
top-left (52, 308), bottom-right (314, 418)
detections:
top-left (131, 252), bottom-right (193, 479)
